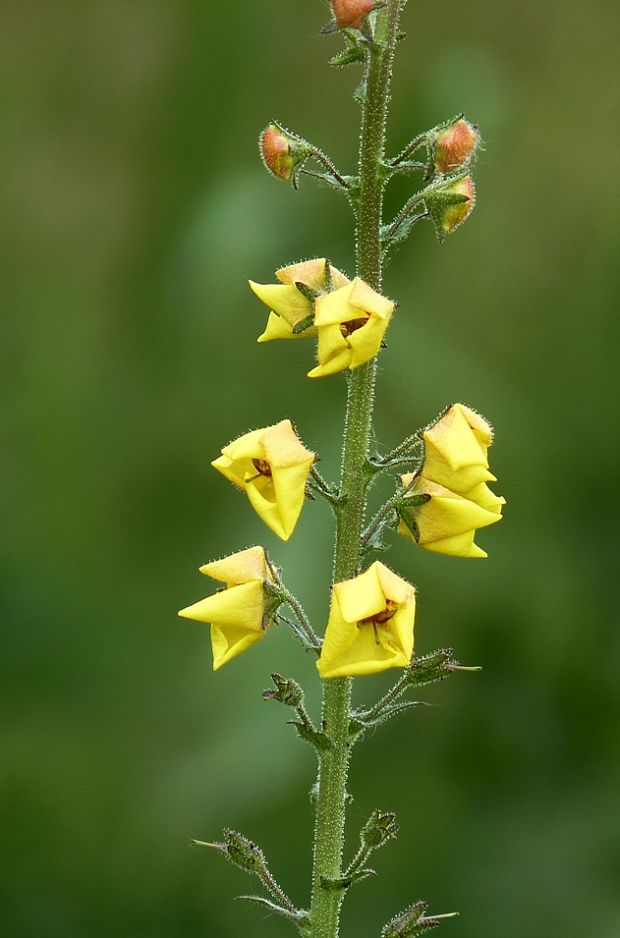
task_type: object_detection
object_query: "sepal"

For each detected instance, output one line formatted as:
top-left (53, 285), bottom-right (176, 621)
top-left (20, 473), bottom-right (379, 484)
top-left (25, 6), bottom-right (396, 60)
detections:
top-left (382, 902), bottom-right (459, 937)
top-left (236, 896), bottom-right (311, 934)
top-left (289, 720), bottom-right (334, 752)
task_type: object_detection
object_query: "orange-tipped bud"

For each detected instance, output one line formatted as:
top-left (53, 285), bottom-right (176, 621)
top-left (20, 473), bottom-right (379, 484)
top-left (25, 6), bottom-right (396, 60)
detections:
top-left (331, 0), bottom-right (376, 30)
top-left (425, 175), bottom-right (476, 242)
top-left (259, 124), bottom-right (297, 182)
top-left (433, 118), bottom-right (479, 174)
top-left (441, 176), bottom-right (476, 234)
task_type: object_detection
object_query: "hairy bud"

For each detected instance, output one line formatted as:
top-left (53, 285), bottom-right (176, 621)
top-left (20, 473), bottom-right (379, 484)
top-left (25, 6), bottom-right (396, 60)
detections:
top-left (433, 118), bottom-right (479, 174)
top-left (425, 176), bottom-right (476, 241)
top-left (259, 123), bottom-right (309, 186)
top-left (332, 0), bottom-right (376, 30)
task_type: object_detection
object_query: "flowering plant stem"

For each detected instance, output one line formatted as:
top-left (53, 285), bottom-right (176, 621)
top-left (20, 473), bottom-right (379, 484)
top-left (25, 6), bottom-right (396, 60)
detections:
top-left (310, 3), bottom-right (403, 936)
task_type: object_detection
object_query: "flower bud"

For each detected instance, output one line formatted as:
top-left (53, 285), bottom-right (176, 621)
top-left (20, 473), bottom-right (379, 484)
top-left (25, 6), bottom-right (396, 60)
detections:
top-left (220, 829), bottom-right (267, 874)
top-left (425, 176), bottom-right (476, 241)
top-left (331, 0), bottom-right (376, 30)
top-left (259, 123), bottom-right (309, 186)
top-left (432, 118), bottom-right (479, 173)
top-left (361, 809), bottom-right (400, 850)
top-left (263, 672), bottom-right (305, 709)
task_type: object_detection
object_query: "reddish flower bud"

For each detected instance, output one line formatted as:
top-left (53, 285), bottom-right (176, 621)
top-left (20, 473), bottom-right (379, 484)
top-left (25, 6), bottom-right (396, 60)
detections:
top-left (331, 0), bottom-right (376, 30)
top-left (433, 118), bottom-right (479, 174)
top-left (259, 124), bottom-right (297, 182)
top-left (440, 176), bottom-right (476, 234)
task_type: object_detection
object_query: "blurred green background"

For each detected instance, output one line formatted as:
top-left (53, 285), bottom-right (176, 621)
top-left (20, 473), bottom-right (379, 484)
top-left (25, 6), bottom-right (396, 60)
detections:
top-left (2, 1), bottom-right (619, 936)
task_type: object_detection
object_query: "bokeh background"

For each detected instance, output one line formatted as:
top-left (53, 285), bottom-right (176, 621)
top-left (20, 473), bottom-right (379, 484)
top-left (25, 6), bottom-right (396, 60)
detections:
top-left (2, 1), bottom-right (619, 936)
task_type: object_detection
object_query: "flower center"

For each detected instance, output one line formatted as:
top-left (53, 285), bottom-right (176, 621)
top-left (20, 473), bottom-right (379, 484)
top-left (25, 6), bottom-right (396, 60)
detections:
top-left (252, 458), bottom-right (272, 477)
top-left (340, 317), bottom-right (367, 337)
top-left (358, 601), bottom-right (398, 643)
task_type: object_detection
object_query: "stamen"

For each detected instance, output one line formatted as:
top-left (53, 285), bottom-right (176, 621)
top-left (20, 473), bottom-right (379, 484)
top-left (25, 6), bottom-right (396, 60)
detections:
top-left (252, 458), bottom-right (273, 477)
top-left (340, 317), bottom-right (368, 337)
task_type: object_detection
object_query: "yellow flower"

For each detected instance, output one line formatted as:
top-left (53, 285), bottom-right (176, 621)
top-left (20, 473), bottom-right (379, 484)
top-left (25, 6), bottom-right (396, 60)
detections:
top-left (397, 404), bottom-right (504, 557)
top-left (308, 278), bottom-right (395, 378)
top-left (178, 546), bottom-right (276, 670)
top-left (249, 258), bottom-right (349, 342)
top-left (212, 419), bottom-right (315, 541)
top-left (398, 475), bottom-right (503, 559)
top-left (317, 561), bottom-right (415, 678)
top-left (421, 403), bottom-right (496, 494)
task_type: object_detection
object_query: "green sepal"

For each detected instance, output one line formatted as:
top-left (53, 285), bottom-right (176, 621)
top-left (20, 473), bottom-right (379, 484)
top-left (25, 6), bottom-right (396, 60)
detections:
top-left (289, 720), bottom-right (334, 752)
top-left (320, 868), bottom-right (376, 892)
top-left (350, 700), bottom-right (428, 738)
top-left (294, 281), bottom-right (318, 303)
top-left (236, 896), bottom-right (311, 933)
top-left (303, 171), bottom-right (357, 195)
top-left (403, 648), bottom-right (465, 688)
top-left (292, 312), bottom-right (316, 334)
top-left (401, 492), bottom-right (431, 508)
top-left (381, 211), bottom-right (428, 254)
top-left (193, 829), bottom-right (266, 875)
top-left (382, 901), bottom-right (459, 937)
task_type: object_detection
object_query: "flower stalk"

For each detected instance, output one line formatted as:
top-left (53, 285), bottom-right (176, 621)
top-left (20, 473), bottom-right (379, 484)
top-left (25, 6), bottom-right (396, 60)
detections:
top-left (310, 3), bottom-right (404, 935)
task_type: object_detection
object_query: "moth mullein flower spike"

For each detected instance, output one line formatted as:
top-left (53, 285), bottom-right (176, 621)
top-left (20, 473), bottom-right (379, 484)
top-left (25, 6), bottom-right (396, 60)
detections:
top-left (212, 419), bottom-right (315, 541)
top-left (307, 278), bottom-right (395, 379)
top-left (397, 403), bottom-right (504, 557)
top-left (249, 258), bottom-right (349, 343)
top-left (317, 561), bottom-right (416, 678)
top-left (178, 547), bottom-right (277, 670)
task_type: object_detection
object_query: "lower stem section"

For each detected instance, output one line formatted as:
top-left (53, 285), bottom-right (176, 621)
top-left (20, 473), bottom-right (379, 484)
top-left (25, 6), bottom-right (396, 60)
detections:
top-left (310, 677), bottom-right (352, 937)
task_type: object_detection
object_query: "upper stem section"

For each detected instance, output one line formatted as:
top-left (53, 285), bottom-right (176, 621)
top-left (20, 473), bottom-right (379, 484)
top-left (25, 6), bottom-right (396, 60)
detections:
top-left (355, 0), bottom-right (403, 290)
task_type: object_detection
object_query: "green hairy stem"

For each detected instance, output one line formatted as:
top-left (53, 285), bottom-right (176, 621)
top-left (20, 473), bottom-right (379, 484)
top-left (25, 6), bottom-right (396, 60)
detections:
top-left (309, 4), bottom-right (404, 936)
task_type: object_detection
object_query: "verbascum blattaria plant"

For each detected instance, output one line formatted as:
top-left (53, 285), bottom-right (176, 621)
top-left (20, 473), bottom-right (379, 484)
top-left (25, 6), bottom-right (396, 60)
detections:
top-left (179, 2), bottom-right (504, 935)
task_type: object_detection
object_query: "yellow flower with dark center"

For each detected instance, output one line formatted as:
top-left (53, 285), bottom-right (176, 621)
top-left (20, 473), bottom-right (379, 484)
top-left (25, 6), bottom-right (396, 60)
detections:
top-left (397, 404), bottom-right (504, 557)
top-left (308, 278), bottom-right (395, 378)
top-left (249, 258), bottom-right (349, 342)
top-left (178, 547), bottom-right (276, 670)
top-left (317, 561), bottom-right (415, 678)
top-left (212, 419), bottom-right (315, 541)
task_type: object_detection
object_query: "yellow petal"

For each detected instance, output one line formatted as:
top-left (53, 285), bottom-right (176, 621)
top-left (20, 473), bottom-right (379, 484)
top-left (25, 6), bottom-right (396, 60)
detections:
top-left (261, 419), bottom-right (315, 469)
top-left (219, 427), bottom-right (265, 463)
top-left (211, 624), bottom-right (264, 670)
top-left (308, 324), bottom-right (352, 378)
top-left (199, 546), bottom-right (268, 585)
top-left (178, 581), bottom-right (265, 631)
top-left (414, 485), bottom-right (501, 545)
top-left (424, 405), bottom-right (488, 472)
top-left (375, 562), bottom-right (414, 606)
top-left (421, 531), bottom-right (487, 558)
top-left (248, 281), bottom-right (311, 328)
top-left (454, 403), bottom-right (493, 447)
top-left (347, 311), bottom-right (392, 368)
top-left (276, 258), bottom-right (350, 291)
top-left (257, 312), bottom-right (307, 342)
top-left (348, 278), bottom-right (395, 318)
top-left (464, 481), bottom-right (505, 515)
top-left (314, 284), bottom-right (362, 327)
top-left (334, 563), bottom-right (386, 623)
